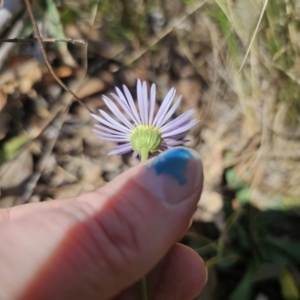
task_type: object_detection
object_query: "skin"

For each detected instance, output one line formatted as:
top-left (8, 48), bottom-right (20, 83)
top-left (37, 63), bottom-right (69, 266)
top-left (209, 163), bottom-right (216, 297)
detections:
top-left (0, 149), bottom-right (207, 300)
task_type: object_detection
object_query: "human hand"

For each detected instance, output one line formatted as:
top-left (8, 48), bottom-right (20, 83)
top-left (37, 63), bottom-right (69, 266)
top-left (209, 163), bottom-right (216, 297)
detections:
top-left (0, 148), bottom-right (206, 300)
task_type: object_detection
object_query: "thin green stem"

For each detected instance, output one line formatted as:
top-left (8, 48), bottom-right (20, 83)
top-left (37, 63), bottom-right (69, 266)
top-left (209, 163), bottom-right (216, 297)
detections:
top-left (139, 276), bottom-right (148, 300)
top-left (141, 148), bottom-right (149, 162)
top-left (139, 149), bottom-right (149, 299)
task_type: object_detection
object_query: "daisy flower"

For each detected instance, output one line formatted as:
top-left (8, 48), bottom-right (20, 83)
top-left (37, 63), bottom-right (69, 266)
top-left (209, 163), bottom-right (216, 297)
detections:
top-left (91, 80), bottom-right (198, 162)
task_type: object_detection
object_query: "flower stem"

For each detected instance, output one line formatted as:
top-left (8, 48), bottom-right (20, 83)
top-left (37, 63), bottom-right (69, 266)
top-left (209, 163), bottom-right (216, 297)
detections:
top-left (139, 148), bottom-right (149, 300)
top-left (140, 148), bottom-right (149, 162)
top-left (139, 276), bottom-right (148, 300)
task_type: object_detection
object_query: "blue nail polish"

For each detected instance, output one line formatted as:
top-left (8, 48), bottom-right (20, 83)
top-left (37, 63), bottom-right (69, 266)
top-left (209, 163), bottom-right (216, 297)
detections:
top-left (148, 148), bottom-right (193, 185)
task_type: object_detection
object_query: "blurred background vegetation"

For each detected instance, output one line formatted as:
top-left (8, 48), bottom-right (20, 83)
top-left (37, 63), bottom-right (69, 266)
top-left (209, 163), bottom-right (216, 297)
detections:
top-left (0, 0), bottom-right (300, 299)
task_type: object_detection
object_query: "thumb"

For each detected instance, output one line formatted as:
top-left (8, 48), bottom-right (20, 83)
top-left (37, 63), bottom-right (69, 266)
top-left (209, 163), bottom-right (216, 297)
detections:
top-left (0, 148), bottom-right (203, 299)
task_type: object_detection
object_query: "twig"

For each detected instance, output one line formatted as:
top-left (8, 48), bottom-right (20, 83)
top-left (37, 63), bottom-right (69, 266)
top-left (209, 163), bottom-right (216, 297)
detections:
top-left (20, 1), bottom-right (100, 202)
top-left (0, 11), bottom-right (27, 68)
top-left (24, 0), bottom-right (94, 114)
top-left (237, 0), bottom-right (269, 75)
top-left (0, 38), bottom-right (86, 44)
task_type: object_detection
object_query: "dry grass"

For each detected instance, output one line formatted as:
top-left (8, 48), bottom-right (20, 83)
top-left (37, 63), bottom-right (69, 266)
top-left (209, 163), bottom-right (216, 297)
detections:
top-left (203, 0), bottom-right (300, 209)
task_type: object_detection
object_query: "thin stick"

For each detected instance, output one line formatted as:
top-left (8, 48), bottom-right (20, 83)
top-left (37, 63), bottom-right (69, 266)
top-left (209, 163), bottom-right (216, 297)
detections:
top-left (0, 38), bottom-right (86, 44)
top-left (139, 277), bottom-right (148, 300)
top-left (237, 0), bottom-right (268, 75)
top-left (139, 151), bottom-right (149, 300)
top-left (24, 0), bottom-right (93, 114)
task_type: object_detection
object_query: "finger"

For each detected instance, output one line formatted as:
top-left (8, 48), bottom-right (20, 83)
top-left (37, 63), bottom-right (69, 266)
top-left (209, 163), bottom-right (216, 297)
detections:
top-left (149, 244), bottom-right (207, 300)
top-left (0, 147), bottom-right (203, 300)
top-left (0, 197), bottom-right (76, 223)
top-left (115, 243), bottom-right (207, 300)
top-left (1, 145), bottom-right (201, 222)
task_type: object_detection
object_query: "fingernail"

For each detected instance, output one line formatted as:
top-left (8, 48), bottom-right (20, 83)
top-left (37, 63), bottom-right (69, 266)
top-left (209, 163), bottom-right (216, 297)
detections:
top-left (139, 147), bottom-right (203, 205)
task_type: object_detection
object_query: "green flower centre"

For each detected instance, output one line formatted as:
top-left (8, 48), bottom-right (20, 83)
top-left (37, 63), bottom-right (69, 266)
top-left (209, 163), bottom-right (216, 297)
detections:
top-left (130, 125), bottom-right (161, 161)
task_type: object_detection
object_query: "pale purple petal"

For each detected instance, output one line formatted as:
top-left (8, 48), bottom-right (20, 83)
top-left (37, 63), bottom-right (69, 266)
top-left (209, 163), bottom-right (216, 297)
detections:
top-left (102, 95), bottom-right (134, 129)
top-left (123, 85), bottom-right (141, 124)
top-left (160, 110), bottom-right (195, 133)
top-left (132, 151), bottom-right (138, 158)
top-left (162, 119), bottom-right (199, 138)
top-left (98, 137), bottom-right (129, 142)
top-left (99, 110), bottom-right (131, 133)
top-left (148, 84), bottom-right (156, 125)
top-left (166, 131), bottom-right (187, 140)
top-left (159, 96), bottom-right (182, 127)
top-left (115, 86), bottom-right (130, 104)
top-left (137, 80), bottom-right (145, 123)
top-left (108, 143), bottom-right (132, 155)
top-left (163, 139), bottom-right (187, 146)
top-left (93, 130), bottom-right (129, 139)
top-left (94, 124), bottom-right (128, 135)
top-left (159, 144), bottom-right (168, 151)
top-left (142, 81), bottom-right (148, 124)
top-left (92, 113), bottom-right (128, 133)
top-left (93, 130), bottom-right (130, 142)
top-left (111, 93), bottom-right (138, 124)
top-left (94, 136), bottom-right (129, 143)
top-left (153, 88), bottom-right (175, 127)
top-left (157, 139), bottom-right (188, 152)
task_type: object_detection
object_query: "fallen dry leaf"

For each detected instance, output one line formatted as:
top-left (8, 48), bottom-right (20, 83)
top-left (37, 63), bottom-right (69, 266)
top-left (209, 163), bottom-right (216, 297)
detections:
top-left (0, 148), bottom-right (33, 208)
top-left (0, 90), bottom-right (6, 111)
top-left (76, 78), bottom-right (107, 98)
